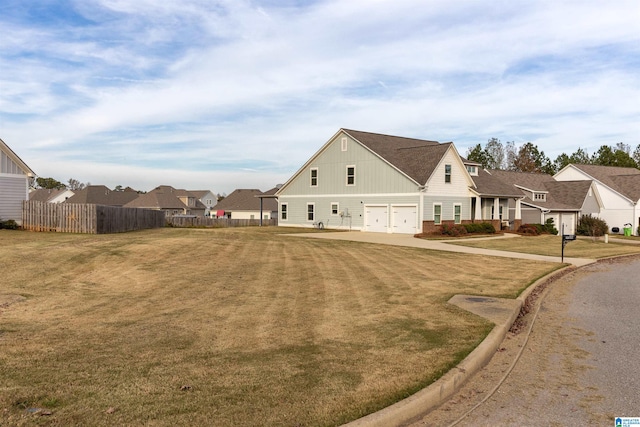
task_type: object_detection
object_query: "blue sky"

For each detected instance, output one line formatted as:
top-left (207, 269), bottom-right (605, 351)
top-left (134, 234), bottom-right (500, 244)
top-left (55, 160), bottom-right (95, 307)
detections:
top-left (1, 0), bottom-right (639, 194)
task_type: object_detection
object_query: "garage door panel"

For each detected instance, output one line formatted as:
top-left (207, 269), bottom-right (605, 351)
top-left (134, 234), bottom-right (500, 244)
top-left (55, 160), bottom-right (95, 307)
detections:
top-left (392, 206), bottom-right (417, 234)
top-left (365, 206), bottom-right (388, 233)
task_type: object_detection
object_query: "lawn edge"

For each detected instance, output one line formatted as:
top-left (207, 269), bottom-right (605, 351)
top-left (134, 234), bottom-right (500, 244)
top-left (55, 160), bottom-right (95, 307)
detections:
top-left (341, 265), bottom-right (570, 427)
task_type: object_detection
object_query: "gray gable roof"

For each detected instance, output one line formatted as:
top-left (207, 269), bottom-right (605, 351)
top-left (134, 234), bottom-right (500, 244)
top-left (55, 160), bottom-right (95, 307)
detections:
top-left (570, 164), bottom-right (640, 202)
top-left (124, 191), bottom-right (187, 209)
top-left (215, 189), bottom-right (278, 212)
top-left (342, 129), bottom-right (450, 184)
top-left (65, 185), bottom-right (139, 206)
top-left (471, 169), bottom-right (524, 197)
top-left (29, 188), bottom-right (66, 202)
top-left (489, 169), bottom-right (556, 190)
top-left (490, 170), bottom-right (593, 210)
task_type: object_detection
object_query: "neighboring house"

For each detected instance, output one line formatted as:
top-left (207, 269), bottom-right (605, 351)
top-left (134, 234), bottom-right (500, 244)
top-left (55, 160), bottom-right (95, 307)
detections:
top-left (0, 138), bottom-right (36, 225)
top-left (275, 129), bottom-right (481, 234)
top-left (124, 190), bottom-right (189, 217)
top-left (123, 185), bottom-right (205, 217)
top-left (555, 164), bottom-right (640, 235)
top-left (65, 185), bottom-right (140, 206)
top-left (190, 190), bottom-right (218, 216)
top-left (29, 188), bottom-right (75, 204)
top-left (465, 162), bottom-right (526, 231)
top-left (214, 188), bottom-right (278, 220)
top-left (171, 188), bottom-right (206, 217)
top-left (489, 169), bottom-right (601, 234)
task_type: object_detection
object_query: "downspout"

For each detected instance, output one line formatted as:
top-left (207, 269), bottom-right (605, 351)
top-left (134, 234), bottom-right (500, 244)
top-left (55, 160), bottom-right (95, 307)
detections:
top-left (418, 185), bottom-right (426, 233)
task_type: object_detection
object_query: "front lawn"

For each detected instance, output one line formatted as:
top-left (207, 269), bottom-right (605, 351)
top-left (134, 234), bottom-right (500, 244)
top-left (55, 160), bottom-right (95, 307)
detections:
top-left (0, 227), bottom-right (558, 426)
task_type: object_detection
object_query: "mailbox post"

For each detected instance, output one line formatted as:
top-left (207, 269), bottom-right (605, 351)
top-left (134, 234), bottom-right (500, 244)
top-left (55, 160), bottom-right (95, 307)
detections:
top-left (561, 223), bottom-right (576, 262)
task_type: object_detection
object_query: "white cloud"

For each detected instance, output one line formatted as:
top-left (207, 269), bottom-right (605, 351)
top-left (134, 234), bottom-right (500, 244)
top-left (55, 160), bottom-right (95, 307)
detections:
top-left (1, 0), bottom-right (639, 194)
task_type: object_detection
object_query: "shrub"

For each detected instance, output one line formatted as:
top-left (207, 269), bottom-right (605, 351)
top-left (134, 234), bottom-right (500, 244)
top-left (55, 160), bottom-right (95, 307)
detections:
top-left (544, 218), bottom-right (558, 235)
top-left (0, 219), bottom-right (19, 230)
top-left (441, 223), bottom-right (468, 237)
top-left (576, 214), bottom-right (608, 237)
top-left (518, 224), bottom-right (542, 235)
top-left (463, 222), bottom-right (496, 234)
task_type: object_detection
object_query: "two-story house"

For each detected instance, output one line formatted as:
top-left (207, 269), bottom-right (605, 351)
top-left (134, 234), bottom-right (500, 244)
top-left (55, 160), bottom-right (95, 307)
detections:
top-left (275, 129), bottom-right (481, 234)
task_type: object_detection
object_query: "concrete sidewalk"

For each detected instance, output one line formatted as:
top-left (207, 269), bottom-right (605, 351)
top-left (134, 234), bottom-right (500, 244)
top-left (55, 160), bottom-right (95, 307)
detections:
top-left (289, 231), bottom-right (596, 267)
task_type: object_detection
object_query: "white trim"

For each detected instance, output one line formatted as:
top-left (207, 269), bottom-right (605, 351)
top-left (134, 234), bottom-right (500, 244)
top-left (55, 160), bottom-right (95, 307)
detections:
top-left (453, 203), bottom-right (462, 224)
top-left (330, 202), bottom-right (339, 216)
top-left (433, 203), bottom-right (442, 225)
top-left (391, 204), bottom-right (419, 234)
top-left (444, 164), bottom-right (452, 183)
top-left (310, 167), bottom-right (318, 187)
top-left (278, 192), bottom-right (422, 199)
top-left (280, 202), bottom-right (288, 221)
top-left (364, 204), bottom-right (389, 233)
top-left (306, 202), bottom-right (315, 222)
top-left (341, 137), bottom-right (348, 151)
top-left (346, 165), bottom-right (356, 186)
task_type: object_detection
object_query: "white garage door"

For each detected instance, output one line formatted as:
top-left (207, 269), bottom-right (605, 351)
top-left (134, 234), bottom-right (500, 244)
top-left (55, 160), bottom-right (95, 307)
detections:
top-left (365, 205), bottom-right (388, 233)
top-left (392, 205), bottom-right (418, 234)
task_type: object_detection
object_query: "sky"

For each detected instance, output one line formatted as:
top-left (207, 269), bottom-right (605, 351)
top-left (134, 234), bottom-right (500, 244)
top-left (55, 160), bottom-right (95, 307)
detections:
top-left (1, 0), bottom-right (639, 194)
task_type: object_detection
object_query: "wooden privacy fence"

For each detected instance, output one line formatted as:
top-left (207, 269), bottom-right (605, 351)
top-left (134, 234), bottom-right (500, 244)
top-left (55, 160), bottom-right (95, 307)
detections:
top-left (22, 201), bottom-right (166, 234)
top-left (167, 216), bottom-right (277, 228)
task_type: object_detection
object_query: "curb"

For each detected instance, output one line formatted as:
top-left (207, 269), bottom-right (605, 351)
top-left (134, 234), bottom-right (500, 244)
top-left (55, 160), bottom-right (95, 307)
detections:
top-left (341, 266), bottom-right (571, 427)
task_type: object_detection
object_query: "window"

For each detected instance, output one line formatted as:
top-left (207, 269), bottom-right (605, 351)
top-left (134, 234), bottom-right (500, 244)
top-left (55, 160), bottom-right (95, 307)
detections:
top-left (434, 204), bottom-right (442, 225)
top-left (310, 168), bottom-right (318, 187)
top-left (346, 165), bottom-right (355, 186)
top-left (445, 164), bottom-right (452, 183)
top-left (307, 203), bottom-right (315, 221)
top-left (331, 203), bottom-right (339, 216)
top-left (534, 193), bottom-right (546, 201)
top-left (454, 204), bottom-right (461, 224)
top-left (341, 137), bottom-right (348, 151)
top-left (466, 165), bottom-right (478, 176)
top-left (280, 203), bottom-right (288, 221)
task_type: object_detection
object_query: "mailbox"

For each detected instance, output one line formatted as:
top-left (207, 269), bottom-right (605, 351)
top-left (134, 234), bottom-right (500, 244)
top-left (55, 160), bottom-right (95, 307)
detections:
top-left (563, 234), bottom-right (576, 241)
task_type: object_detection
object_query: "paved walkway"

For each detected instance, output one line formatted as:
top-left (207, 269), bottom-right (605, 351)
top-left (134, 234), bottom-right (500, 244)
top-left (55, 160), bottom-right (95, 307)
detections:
top-left (289, 232), bottom-right (596, 267)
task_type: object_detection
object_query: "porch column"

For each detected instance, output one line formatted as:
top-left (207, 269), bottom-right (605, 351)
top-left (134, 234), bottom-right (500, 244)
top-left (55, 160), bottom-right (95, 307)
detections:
top-left (515, 198), bottom-right (522, 220)
top-left (493, 198), bottom-right (500, 219)
top-left (475, 196), bottom-right (482, 220)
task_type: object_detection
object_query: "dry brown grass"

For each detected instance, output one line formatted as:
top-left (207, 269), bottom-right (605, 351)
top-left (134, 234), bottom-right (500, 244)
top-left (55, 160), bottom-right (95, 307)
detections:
top-left (448, 234), bottom-right (640, 258)
top-left (0, 227), bottom-right (559, 426)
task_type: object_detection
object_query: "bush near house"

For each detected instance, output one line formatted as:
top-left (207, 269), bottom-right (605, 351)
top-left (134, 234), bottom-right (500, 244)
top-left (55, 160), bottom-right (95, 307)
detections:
top-left (463, 222), bottom-right (496, 234)
top-left (576, 214), bottom-right (608, 237)
top-left (440, 223), bottom-right (468, 236)
top-left (517, 218), bottom-right (558, 236)
top-left (439, 222), bottom-right (496, 237)
top-left (0, 219), bottom-right (19, 229)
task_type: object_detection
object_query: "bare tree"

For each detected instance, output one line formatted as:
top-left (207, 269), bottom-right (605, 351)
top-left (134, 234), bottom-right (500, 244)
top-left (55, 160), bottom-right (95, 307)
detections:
top-left (67, 178), bottom-right (87, 191)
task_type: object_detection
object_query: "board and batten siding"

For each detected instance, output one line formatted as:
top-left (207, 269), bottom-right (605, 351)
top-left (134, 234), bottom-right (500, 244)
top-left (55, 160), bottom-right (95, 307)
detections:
top-left (281, 133), bottom-right (418, 196)
top-left (0, 174), bottom-right (29, 224)
top-left (279, 194), bottom-right (421, 230)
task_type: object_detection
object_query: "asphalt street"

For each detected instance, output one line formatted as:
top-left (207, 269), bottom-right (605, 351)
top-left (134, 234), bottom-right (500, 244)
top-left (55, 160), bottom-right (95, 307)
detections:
top-left (413, 256), bottom-right (640, 426)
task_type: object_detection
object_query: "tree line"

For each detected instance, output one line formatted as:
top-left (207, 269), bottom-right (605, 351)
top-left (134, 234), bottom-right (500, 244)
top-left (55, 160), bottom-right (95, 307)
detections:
top-left (34, 177), bottom-right (92, 190)
top-left (466, 138), bottom-right (640, 174)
